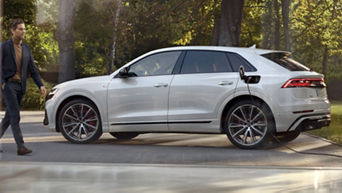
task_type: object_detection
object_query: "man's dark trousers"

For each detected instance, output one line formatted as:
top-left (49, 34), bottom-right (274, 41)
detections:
top-left (0, 81), bottom-right (24, 148)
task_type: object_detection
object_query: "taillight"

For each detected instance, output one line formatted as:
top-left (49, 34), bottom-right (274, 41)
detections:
top-left (282, 78), bottom-right (326, 88)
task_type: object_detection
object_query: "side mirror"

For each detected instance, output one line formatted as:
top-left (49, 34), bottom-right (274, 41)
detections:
top-left (118, 67), bottom-right (129, 78)
top-left (117, 66), bottom-right (137, 78)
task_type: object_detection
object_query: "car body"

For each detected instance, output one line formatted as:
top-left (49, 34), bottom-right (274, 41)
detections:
top-left (44, 46), bottom-right (331, 149)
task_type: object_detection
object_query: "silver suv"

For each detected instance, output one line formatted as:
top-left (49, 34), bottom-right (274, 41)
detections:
top-left (44, 46), bottom-right (331, 149)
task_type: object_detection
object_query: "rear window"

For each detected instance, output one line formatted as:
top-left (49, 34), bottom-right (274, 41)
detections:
top-left (262, 52), bottom-right (310, 71)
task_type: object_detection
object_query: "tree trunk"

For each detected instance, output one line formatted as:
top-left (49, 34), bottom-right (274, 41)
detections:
top-left (110, 0), bottom-right (122, 74)
top-left (262, 1), bottom-right (273, 49)
top-left (213, 0), bottom-right (244, 46)
top-left (322, 45), bottom-right (328, 77)
top-left (281, 0), bottom-right (291, 51)
top-left (58, 0), bottom-right (78, 83)
top-left (211, 13), bottom-right (220, 45)
top-left (273, 0), bottom-right (280, 50)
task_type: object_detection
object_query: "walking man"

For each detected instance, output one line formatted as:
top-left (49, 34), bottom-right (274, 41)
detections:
top-left (0, 18), bottom-right (46, 155)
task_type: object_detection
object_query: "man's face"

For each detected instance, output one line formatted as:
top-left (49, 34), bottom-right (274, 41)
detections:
top-left (11, 23), bottom-right (26, 40)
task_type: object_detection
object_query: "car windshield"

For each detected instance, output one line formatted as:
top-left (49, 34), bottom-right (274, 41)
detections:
top-left (262, 52), bottom-right (310, 71)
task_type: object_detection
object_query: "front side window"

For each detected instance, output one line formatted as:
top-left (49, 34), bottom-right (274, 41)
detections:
top-left (129, 51), bottom-right (181, 76)
top-left (180, 51), bottom-right (232, 74)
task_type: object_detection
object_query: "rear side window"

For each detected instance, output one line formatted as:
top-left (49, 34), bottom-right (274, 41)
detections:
top-left (180, 51), bottom-right (233, 74)
top-left (226, 52), bottom-right (257, 72)
top-left (262, 52), bottom-right (310, 71)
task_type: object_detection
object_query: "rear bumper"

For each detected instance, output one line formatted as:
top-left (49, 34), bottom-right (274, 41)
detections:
top-left (287, 113), bottom-right (331, 132)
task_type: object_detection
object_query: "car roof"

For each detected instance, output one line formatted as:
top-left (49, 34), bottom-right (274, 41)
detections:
top-left (148, 46), bottom-right (290, 56)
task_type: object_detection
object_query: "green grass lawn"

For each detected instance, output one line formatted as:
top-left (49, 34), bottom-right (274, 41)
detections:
top-left (309, 101), bottom-right (342, 144)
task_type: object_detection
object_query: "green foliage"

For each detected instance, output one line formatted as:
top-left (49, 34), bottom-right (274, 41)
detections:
top-left (310, 101), bottom-right (342, 144)
top-left (73, 0), bottom-right (114, 77)
top-left (241, 0), bottom-right (264, 47)
top-left (240, 0), bottom-right (342, 81)
top-left (21, 79), bottom-right (54, 110)
top-left (25, 24), bottom-right (59, 71)
top-left (290, 0), bottom-right (342, 80)
top-left (2, 0), bottom-right (342, 109)
top-left (1, 0), bottom-right (36, 39)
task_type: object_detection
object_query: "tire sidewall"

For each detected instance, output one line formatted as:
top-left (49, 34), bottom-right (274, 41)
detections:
top-left (58, 99), bottom-right (103, 144)
top-left (224, 99), bottom-right (275, 149)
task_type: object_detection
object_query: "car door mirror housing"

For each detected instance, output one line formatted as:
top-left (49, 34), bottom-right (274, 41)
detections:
top-left (118, 68), bottom-right (129, 78)
top-left (117, 67), bottom-right (137, 78)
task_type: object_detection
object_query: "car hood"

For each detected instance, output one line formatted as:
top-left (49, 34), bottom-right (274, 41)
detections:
top-left (53, 75), bottom-right (111, 89)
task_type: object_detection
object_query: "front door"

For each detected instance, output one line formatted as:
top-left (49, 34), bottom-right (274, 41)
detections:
top-left (107, 51), bottom-right (181, 132)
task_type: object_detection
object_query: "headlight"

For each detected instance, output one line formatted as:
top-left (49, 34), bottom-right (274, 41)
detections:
top-left (46, 88), bottom-right (58, 101)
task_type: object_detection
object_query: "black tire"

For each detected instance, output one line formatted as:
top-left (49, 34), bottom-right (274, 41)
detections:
top-left (58, 99), bottom-right (102, 144)
top-left (224, 99), bottom-right (275, 149)
top-left (110, 132), bottom-right (139, 140)
top-left (274, 131), bottom-right (301, 144)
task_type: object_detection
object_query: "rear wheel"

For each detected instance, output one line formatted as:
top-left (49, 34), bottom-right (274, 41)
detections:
top-left (110, 132), bottom-right (139, 140)
top-left (58, 99), bottom-right (102, 143)
top-left (224, 100), bottom-right (275, 149)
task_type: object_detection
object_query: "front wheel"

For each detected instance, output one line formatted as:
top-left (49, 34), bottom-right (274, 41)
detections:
top-left (224, 100), bottom-right (275, 149)
top-left (58, 99), bottom-right (102, 143)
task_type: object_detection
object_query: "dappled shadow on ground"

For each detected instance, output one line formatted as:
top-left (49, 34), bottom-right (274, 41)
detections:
top-left (1, 133), bottom-right (342, 167)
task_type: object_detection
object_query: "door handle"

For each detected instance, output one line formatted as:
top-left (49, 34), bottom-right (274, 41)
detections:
top-left (154, 83), bottom-right (168, 87)
top-left (218, 81), bottom-right (234, 86)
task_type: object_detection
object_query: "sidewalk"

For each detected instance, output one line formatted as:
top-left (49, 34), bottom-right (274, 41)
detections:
top-left (0, 111), bottom-right (44, 123)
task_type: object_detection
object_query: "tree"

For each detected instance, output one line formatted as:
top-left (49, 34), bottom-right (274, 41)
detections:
top-left (58, 0), bottom-right (79, 83)
top-left (110, 0), bottom-right (122, 73)
top-left (212, 0), bottom-right (245, 46)
top-left (281, 0), bottom-right (290, 51)
top-left (273, 0), bottom-right (280, 50)
top-left (291, 0), bottom-right (342, 78)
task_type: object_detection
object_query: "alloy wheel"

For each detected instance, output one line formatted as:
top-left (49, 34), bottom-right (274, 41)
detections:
top-left (227, 104), bottom-right (268, 147)
top-left (61, 103), bottom-right (100, 142)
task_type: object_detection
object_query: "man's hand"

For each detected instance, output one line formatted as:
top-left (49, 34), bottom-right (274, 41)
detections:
top-left (1, 83), bottom-right (5, 90)
top-left (40, 86), bottom-right (47, 97)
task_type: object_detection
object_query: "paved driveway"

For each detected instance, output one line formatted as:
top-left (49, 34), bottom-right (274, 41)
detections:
top-left (1, 111), bottom-right (342, 167)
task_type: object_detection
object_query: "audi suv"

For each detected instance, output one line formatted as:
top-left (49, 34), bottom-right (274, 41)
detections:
top-left (44, 46), bottom-right (331, 149)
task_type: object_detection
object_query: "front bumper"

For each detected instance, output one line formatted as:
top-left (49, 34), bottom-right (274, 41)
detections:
top-left (287, 113), bottom-right (331, 132)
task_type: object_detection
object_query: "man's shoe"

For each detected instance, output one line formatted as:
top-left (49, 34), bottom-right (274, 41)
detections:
top-left (17, 146), bottom-right (32, 155)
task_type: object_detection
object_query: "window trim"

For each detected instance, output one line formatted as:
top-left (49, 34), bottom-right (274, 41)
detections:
top-left (116, 50), bottom-right (183, 78)
top-left (225, 52), bottom-right (257, 72)
top-left (178, 50), bottom-right (234, 75)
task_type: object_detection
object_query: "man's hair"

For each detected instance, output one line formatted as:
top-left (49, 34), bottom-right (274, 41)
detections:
top-left (9, 18), bottom-right (25, 30)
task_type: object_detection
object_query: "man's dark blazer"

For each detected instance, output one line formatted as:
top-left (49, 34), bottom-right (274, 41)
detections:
top-left (1, 39), bottom-right (43, 94)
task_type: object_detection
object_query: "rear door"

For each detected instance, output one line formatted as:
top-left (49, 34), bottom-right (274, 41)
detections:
top-left (168, 50), bottom-right (239, 132)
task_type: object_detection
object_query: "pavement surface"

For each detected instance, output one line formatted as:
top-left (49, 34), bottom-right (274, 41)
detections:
top-left (1, 111), bottom-right (342, 192)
